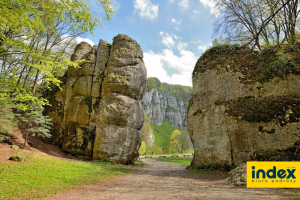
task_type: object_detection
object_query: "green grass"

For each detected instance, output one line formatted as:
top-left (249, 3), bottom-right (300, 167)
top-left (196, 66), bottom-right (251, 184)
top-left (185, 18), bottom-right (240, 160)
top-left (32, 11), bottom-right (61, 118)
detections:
top-left (0, 157), bottom-right (133, 199)
top-left (148, 121), bottom-right (177, 154)
top-left (146, 121), bottom-right (194, 155)
top-left (148, 157), bottom-right (192, 167)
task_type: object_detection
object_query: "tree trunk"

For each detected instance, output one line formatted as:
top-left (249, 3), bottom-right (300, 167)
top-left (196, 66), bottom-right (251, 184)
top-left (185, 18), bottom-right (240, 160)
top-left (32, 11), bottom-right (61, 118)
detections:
top-left (23, 132), bottom-right (28, 147)
top-left (32, 70), bottom-right (40, 94)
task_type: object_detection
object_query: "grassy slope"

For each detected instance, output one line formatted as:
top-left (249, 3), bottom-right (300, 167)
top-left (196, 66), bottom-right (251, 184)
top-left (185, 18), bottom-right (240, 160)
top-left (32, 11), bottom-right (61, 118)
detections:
top-left (147, 121), bottom-right (177, 154)
top-left (0, 157), bottom-right (133, 199)
top-left (148, 157), bottom-right (192, 167)
top-left (145, 121), bottom-right (194, 155)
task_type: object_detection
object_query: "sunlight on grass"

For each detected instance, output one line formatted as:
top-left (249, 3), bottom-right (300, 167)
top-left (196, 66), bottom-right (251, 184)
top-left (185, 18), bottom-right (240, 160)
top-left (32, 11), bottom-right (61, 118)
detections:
top-left (148, 157), bottom-right (192, 167)
top-left (0, 157), bottom-right (133, 199)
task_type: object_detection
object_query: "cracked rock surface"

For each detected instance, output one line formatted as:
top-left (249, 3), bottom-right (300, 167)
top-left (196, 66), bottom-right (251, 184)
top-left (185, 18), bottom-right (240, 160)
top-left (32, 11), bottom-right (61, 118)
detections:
top-left (47, 34), bottom-right (146, 164)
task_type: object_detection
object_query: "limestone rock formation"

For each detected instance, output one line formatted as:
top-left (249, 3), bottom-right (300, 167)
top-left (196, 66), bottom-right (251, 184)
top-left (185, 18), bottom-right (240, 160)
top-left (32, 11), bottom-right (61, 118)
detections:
top-left (47, 34), bottom-right (146, 164)
top-left (93, 35), bottom-right (146, 163)
top-left (188, 45), bottom-right (300, 170)
top-left (142, 78), bottom-right (191, 129)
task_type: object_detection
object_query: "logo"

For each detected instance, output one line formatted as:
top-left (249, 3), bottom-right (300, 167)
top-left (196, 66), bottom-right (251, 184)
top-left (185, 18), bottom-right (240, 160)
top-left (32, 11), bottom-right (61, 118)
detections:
top-left (247, 162), bottom-right (300, 188)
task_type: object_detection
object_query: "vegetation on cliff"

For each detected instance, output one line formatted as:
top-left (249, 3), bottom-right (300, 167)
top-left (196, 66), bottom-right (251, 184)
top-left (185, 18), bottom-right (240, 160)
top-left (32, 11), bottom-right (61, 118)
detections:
top-left (216, 95), bottom-right (300, 125)
top-left (193, 44), bottom-right (300, 84)
top-left (146, 77), bottom-right (192, 107)
top-left (141, 77), bottom-right (193, 155)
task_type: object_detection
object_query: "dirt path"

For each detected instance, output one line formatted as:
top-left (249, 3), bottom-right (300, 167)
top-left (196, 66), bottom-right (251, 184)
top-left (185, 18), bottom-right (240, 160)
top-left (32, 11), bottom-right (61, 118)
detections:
top-left (47, 159), bottom-right (299, 200)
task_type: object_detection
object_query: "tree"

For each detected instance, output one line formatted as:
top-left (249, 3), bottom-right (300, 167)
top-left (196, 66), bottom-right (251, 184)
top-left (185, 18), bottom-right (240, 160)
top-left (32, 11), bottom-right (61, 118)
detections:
top-left (213, 0), bottom-right (300, 49)
top-left (139, 141), bottom-right (147, 155)
top-left (17, 104), bottom-right (52, 147)
top-left (140, 110), bottom-right (152, 145)
top-left (0, 0), bottom-right (113, 109)
top-left (0, 0), bottom-right (113, 142)
top-left (170, 129), bottom-right (181, 153)
top-left (178, 130), bottom-right (192, 153)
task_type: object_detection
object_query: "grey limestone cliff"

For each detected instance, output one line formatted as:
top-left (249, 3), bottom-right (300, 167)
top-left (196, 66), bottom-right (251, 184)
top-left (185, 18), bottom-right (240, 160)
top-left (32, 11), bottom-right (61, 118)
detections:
top-left (187, 45), bottom-right (300, 170)
top-left (47, 34), bottom-right (146, 164)
top-left (142, 88), bottom-right (187, 129)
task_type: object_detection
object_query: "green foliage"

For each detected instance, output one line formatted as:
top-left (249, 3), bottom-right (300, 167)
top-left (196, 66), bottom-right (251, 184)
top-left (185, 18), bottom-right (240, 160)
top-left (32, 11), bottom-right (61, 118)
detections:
top-left (170, 129), bottom-right (181, 153)
top-left (148, 157), bottom-right (192, 167)
top-left (146, 77), bottom-right (162, 91)
top-left (139, 141), bottom-right (147, 155)
top-left (107, 73), bottom-right (129, 85)
top-left (145, 122), bottom-right (193, 155)
top-left (178, 130), bottom-right (193, 153)
top-left (0, 101), bottom-right (15, 137)
top-left (0, 75), bottom-right (52, 142)
top-left (0, 0), bottom-right (113, 119)
top-left (166, 106), bottom-right (178, 112)
top-left (16, 104), bottom-right (52, 146)
top-left (17, 105), bottom-right (52, 137)
top-left (196, 167), bottom-right (214, 172)
top-left (134, 159), bottom-right (145, 166)
top-left (217, 95), bottom-right (300, 125)
top-left (92, 159), bottom-right (116, 165)
top-left (0, 156), bottom-right (132, 199)
top-left (205, 44), bottom-right (240, 56)
top-left (247, 50), bottom-right (293, 84)
top-left (193, 44), bottom-right (248, 75)
top-left (140, 110), bottom-right (153, 147)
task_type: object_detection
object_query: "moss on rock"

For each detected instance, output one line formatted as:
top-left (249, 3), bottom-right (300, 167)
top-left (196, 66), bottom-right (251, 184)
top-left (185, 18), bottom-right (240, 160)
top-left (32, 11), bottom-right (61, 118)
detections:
top-left (252, 141), bottom-right (300, 161)
top-left (193, 44), bottom-right (300, 85)
top-left (217, 95), bottom-right (300, 125)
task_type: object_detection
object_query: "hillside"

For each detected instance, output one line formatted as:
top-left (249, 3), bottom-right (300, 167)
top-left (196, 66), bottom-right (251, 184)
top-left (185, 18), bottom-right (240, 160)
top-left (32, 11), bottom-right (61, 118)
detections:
top-left (142, 77), bottom-right (192, 129)
top-left (140, 78), bottom-right (193, 155)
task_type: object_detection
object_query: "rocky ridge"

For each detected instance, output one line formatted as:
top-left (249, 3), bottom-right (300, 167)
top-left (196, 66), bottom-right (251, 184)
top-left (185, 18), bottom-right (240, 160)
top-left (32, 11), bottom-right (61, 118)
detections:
top-left (47, 34), bottom-right (146, 164)
top-left (142, 78), bottom-right (192, 129)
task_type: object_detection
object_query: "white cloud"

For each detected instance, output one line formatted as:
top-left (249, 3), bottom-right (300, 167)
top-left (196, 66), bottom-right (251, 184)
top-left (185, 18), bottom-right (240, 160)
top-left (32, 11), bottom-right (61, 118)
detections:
top-left (144, 51), bottom-right (171, 84)
top-left (133, 0), bottom-right (159, 20)
top-left (75, 37), bottom-right (95, 46)
top-left (198, 45), bottom-right (207, 52)
top-left (144, 32), bottom-right (198, 86)
top-left (160, 32), bottom-right (175, 48)
top-left (168, 0), bottom-right (174, 3)
top-left (109, 0), bottom-right (120, 12)
top-left (171, 18), bottom-right (181, 31)
top-left (144, 49), bottom-right (197, 87)
top-left (179, 0), bottom-right (190, 10)
top-left (190, 10), bottom-right (200, 19)
top-left (179, 0), bottom-right (218, 17)
top-left (191, 37), bottom-right (202, 44)
top-left (199, 0), bottom-right (218, 16)
top-left (177, 41), bottom-right (188, 51)
top-left (160, 32), bottom-right (188, 51)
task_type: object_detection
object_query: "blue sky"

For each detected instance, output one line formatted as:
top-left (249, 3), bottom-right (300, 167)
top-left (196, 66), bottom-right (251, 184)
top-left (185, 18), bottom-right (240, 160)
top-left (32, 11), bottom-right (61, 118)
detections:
top-left (79, 0), bottom-right (216, 87)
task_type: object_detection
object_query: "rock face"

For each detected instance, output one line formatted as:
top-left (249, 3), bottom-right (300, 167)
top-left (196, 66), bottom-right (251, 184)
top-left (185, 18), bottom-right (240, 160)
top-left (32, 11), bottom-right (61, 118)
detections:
top-left (142, 82), bottom-right (191, 129)
top-left (47, 34), bottom-right (146, 164)
top-left (188, 45), bottom-right (300, 170)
